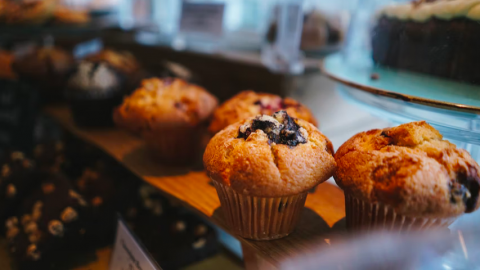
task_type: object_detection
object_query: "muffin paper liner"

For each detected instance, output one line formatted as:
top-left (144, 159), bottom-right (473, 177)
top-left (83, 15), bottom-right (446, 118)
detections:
top-left (345, 193), bottom-right (457, 231)
top-left (142, 126), bottom-right (202, 164)
top-left (213, 181), bottom-right (307, 240)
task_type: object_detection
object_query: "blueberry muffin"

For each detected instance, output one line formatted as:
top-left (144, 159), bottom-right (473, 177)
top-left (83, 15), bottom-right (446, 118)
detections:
top-left (114, 78), bottom-right (218, 164)
top-left (66, 60), bottom-right (124, 127)
top-left (12, 46), bottom-right (75, 102)
top-left (204, 111), bottom-right (335, 240)
top-left (209, 90), bottom-right (317, 134)
top-left (334, 121), bottom-right (480, 231)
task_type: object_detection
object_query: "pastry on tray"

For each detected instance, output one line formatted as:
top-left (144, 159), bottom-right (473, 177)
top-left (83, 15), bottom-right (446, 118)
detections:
top-left (2, 0), bottom-right (57, 25)
top-left (12, 46), bottom-right (75, 102)
top-left (334, 121), bottom-right (480, 231)
top-left (114, 77), bottom-right (218, 164)
top-left (84, 49), bottom-right (145, 93)
top-left (52, 6), bottom-right (90, 25)
top-left (65, 60), bottom-right (125, 127)
top-left (204, 110), bottom-right (336, 240)
top-left (5, 173), bottom-right (88, 270)
top-left (209, 90), bottom-right (317, 134)
top-left (0, 49), bottom-right (16, 80)
top-left (372, 0), bottom-right (480, 84)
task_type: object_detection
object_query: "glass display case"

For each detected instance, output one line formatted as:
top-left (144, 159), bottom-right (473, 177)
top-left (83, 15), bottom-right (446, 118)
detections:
top-left (322, 0), bottom-right (480, 162)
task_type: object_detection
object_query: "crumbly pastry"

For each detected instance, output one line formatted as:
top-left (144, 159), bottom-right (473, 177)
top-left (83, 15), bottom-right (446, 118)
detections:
top-left (67, 61), bottom-right (122, 96)
top-left (53, 6), bottom-right (90, 24)
top-left (3, 0), bottom-right (57, 24)
top-left (335, 121), bottom-right (480, 230)
top-left (115, 77), bottom-right (218, 162)
top-left (0, 50), bottom-right (16, 80)
top-left (208, 90), bottom-right (317, 134)
top-left (204, 111), bottom-right (335, 240)
top-left (12, 46), bottom-right (75, 100)
top-left (85, 49), bottom-right (141, 79)
top-left (115, 77), bottom-right (218, 133)
top-left (66, 60), bottom-right (124, 127)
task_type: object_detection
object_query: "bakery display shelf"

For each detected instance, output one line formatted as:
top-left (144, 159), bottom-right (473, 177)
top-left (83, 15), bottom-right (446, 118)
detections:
top-left (44, 105), bottom-right (346, 268)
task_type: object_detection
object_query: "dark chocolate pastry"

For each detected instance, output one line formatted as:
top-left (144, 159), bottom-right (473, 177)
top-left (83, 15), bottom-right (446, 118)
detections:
top-left (130, 184), bottom-right (219, 270)
top-left (372, 1), bottom-right (480, 85)
top-left (12, 46), bottom-right (75, 102)
top-left (84, 49), bottom-right (144, 93)
top-left (5, 173), bottom-right (88, 270)
top-left (0, 151), bottom-right (38, 223)
top-left (65, 60), bottom-right (125, 127)
top-left (32, 141), bottom-right (65, 173)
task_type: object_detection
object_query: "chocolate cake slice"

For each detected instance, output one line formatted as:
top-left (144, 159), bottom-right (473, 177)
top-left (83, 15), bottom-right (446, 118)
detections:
top-left (372, 0), bottom-right (480, 85)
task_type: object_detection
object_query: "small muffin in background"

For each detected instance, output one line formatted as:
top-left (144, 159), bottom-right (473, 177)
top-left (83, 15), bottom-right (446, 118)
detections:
top-left (334, 121), bottom-right (480, 232)
top-left (204, 110), bottom-right (335, 240)
top-left (12, 46), bottom-right (75, 102)
top-left (0, 49), bottom-right (16, 80)
top-left (52, 6), bottom-right (90, 25)
top-left (209, 90), bottom-right (317, 134)
top-left (66, 60), bottom-right (125, 127)
top-left (114, 77), bottom-right (218, 164)
top-left (84, 49), bottom-right (145, 93)
top-left (3, 0), bottom-right (57, 25)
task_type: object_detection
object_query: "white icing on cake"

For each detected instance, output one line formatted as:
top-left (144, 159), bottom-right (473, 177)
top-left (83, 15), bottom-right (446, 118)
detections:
top-left (378, 0), bottom-right (480, 21)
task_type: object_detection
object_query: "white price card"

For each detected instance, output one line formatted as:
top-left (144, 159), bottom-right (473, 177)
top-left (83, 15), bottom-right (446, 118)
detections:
top-left (179, 2), bottom-right (225, 36)
top-left (109, 217), bottom-right (162, 270)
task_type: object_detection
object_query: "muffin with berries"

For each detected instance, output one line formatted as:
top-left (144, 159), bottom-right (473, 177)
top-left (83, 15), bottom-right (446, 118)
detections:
top-left (114, 78), bottom-right (218, 164)
top-left (334, 121), bottom-right (480, 231)
top-left (208, 90), bottom-right (317, 134)
top-left (204, 110), bottom-right (335, 240)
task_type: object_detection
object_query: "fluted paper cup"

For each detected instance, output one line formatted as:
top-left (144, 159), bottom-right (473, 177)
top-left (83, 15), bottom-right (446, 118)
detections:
top-left (345, 193), bottom-right (457, 232)
top-left (142, 125), bottom-right (202, 164)
top-left (213, 181), bottom-right (307, 240)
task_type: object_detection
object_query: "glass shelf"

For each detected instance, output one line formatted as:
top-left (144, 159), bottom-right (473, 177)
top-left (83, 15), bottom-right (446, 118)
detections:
top-left (321, 53), bottom-right (480, 162)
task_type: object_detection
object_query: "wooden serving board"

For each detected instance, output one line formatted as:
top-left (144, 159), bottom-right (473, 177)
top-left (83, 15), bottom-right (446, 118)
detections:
top-left (44, 105), bottom-right (346, 267)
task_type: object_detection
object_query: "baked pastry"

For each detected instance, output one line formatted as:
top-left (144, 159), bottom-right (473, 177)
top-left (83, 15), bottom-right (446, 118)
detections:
top-left (114, 77), bottom-right (218, 163)
top-left (6, 173), bottom-right (88, 270)
top-left (334, 121), bottom-right (480, 231)
top-left (84, 49), bottom-right (144, 93)
top-left (66, 60), bottom-right (124, 127)
top-left (204, 110), bottom-right (335, 240)
top-left (0, 151), bottom-right (37, 222)
top-left (208, 90), bottom-right (317, 134)
top-left (3, 0), bottom-right (57, 25)
top-left (52, 6), bottom-right (90, 25)
top-left (12, 46), bottom-right (75, 102)
top-left (372, 0), bottom-right (480, 84)
top-left (0, 49), bottom-right (16, 80)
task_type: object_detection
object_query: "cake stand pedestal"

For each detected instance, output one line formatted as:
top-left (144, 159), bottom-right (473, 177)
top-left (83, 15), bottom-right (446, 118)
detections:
top-left (321, 53), bottom-right (480, 163)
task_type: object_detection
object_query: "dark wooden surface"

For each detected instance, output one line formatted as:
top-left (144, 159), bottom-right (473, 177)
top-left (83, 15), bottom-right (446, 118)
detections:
top-left (44, 105), bottom-right (346, 266)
